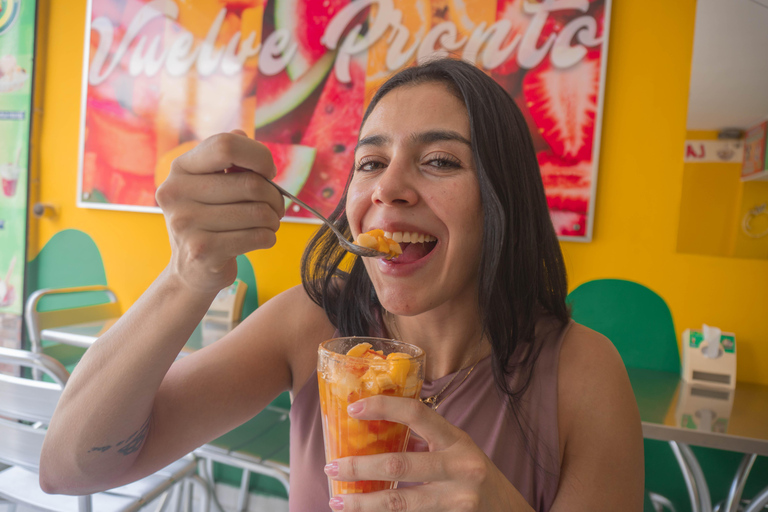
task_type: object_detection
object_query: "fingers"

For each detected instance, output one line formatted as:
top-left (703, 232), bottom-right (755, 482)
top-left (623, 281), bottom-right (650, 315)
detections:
top-left (328, 451), bottom-right (449, 484)
top-left (173, 132), bottom-right (276, 179)
top-left (348, 396), bottom-right (462, 452)
top-left (168, 201), bottom-right (282, 234)
top-left (328, 486), bottom-right (446, 512)
top-left (167, 171), bottom-right (285, 215)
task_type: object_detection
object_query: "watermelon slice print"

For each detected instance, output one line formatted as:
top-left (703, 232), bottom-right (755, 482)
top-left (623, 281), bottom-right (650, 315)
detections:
top-left (274, 0), bottom-right (352, 80)
top-left (290, 55), bottom-right (366, 219)
top-left (263, 141), bottom-right (316, 208)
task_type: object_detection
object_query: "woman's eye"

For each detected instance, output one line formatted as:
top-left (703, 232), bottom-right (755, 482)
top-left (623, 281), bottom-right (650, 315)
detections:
top-left (425, 156), bottom-right (461, 169)
top-left (354, 160), bottom-right (385, 172)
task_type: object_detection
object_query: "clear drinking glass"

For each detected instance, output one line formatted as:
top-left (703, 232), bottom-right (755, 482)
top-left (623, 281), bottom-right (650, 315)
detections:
top-left (318, 336), bottom-right (425, 496)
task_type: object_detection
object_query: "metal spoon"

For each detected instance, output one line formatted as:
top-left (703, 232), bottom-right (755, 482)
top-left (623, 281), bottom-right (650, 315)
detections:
top-left (269, 180), bottom-right (390, 258)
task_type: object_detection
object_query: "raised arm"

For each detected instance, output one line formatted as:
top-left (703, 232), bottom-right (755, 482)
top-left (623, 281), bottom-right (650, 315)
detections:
top-left (39, 132), bottom-right (304, 494)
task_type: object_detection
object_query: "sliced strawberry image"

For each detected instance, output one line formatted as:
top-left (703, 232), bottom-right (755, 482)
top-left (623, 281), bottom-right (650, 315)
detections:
top-left (537, 150), bottom-right (591, 213)
top-left (522, 48), bottom-right (600, 162)
top-left (549, 209), bottom-right (587, 237)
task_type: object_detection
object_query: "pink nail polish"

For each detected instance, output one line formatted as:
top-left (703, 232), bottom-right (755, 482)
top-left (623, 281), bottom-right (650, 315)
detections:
top-left (347, 401), bottom-right (364, 415)
top-left (329, 497), bottom-right (344, 510)
top-left (324, 461), bottom-right (339, 477)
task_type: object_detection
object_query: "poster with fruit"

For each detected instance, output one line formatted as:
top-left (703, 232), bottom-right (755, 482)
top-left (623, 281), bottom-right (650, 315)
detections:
top-left (79, 0), bottom-right (610, 240)
top-left (0, 0), bottom-right (36, 356)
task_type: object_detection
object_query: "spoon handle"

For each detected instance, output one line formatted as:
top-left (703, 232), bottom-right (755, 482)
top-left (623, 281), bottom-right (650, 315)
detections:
top-left (268, 180), bottom-right (346, 239)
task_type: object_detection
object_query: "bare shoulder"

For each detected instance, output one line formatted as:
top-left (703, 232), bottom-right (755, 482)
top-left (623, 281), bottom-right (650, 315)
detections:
top-left (558, 323), bottom-right (628, 400)
top-left (552, 322), bottom-right (645, 511)
top-left (557, 322), bottom-right (634, 442)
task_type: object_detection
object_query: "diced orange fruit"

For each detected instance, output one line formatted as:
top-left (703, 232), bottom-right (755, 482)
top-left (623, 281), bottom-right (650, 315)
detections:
top-left (386, 353), bottom-right (411, 388)
top-left (354, 229), bottom-right (403, 259)
top-left (347, 342), bottom-right (372, 358)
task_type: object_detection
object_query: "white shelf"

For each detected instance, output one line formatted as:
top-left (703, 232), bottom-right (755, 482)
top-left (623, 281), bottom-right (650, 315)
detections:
top-left (741, 170), bottom-right (768, 182)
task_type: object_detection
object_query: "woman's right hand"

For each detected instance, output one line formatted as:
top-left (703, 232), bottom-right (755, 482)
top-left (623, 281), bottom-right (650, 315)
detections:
top-left (155, 130), bottom-right (285, 294)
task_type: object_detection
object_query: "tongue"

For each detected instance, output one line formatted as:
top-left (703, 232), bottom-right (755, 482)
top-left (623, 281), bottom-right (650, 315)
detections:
top-left (393, 242), bottom-right (435, 264)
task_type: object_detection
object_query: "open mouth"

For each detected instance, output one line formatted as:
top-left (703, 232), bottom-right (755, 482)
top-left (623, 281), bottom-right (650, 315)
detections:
top-left (383, 231), bottom-right (438, 264)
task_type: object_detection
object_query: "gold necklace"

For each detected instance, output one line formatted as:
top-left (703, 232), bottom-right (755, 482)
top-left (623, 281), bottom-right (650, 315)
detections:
top-left (385, 309), bottom-right (483, 411)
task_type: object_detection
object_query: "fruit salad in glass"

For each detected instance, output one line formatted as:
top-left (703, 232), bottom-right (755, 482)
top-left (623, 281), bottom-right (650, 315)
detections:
top-left (318, 337), bottom-right (425, 496)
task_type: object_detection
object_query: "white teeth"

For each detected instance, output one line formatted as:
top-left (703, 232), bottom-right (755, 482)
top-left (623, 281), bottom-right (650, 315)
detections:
top-left (377, 231), bottom-right (436, 244)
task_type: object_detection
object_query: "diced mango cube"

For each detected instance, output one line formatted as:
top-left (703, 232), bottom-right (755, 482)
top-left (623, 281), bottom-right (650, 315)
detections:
top-left (356, 233), bottom-right (378, 249)
top-left (386, 354), bottom-right (411, 388)
top-left (347, 342), bottom-right (372, 358)
top-left (375, 373), bottom-right (397, 391)
top-left (354, 229), bottom-right (402, 259)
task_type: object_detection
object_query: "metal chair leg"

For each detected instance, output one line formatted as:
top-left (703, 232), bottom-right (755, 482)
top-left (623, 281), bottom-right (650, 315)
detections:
top-left (237, 469), bottom-right (251, 512)
top-left (679, 442), bottom-right (713, 512)
top-left (78, 495), bottom-right (93, 512)
top-left (649, 491), bottom-right (678, 512)
top-left (724, 453), bottom-right (757, 512)
top-left (154, 488), bottom-right (176, 512)
top-left (744, 485), bottom-right (768, 512)
top-left (670, 441), bottom-right (704, 512)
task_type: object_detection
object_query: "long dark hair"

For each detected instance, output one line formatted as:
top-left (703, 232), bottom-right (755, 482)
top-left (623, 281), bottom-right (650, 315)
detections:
top-left (301, 57), bottom-right (569, 422)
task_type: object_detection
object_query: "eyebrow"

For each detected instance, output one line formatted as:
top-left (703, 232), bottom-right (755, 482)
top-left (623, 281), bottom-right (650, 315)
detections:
top-left (354, 130), bottom-right (472, 152)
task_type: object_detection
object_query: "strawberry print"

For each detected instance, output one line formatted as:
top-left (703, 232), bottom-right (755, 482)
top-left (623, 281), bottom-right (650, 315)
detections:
top-left (522, 48), bottom-right (601, 162)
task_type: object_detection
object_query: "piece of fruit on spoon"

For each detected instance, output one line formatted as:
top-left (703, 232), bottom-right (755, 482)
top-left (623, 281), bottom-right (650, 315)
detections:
top-left (354, 229), bottom-right (402, 259)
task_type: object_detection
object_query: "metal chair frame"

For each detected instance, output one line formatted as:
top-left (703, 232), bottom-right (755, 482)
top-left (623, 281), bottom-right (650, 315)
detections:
top-left (0, 346), bottom-right (208, 512)
top-left (25, 285), bottom-right (121, 354)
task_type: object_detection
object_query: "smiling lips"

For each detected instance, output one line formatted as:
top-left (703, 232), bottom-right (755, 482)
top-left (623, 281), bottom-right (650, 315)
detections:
top-left (355, 229), bottom-right (438, 264)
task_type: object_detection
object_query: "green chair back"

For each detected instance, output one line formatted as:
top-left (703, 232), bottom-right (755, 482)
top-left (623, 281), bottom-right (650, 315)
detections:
top-left (25, 230), bottom-right (111, 370)
top-left (566, 279), bottom-right (680, 373)
top-left (235, 255), bottom-right (259, 319)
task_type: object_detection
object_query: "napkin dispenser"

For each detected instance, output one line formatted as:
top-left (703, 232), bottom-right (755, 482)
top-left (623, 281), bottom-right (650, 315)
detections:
top-left (675, 381), bottom-right (734, 433)
top-left (681, 324), bottom-right (736, 389)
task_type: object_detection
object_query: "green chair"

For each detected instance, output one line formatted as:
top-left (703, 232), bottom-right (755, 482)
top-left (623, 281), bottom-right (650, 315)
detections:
top-left (24, 230), bottom-right (117, 373)
top-left (568, 279), bottom-right (767, 512)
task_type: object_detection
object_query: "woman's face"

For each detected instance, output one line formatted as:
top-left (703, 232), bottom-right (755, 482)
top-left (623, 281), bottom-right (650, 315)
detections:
top-left (346, 82), bottom-right (484, 316)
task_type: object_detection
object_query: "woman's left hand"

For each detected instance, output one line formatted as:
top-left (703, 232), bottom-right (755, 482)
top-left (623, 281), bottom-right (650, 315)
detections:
top-left (324, 395), bottom-right (534, 512)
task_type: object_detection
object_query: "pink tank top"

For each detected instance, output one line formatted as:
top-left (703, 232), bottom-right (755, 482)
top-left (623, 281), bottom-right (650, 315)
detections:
top-left (288, 317), bottom-right (572, 511)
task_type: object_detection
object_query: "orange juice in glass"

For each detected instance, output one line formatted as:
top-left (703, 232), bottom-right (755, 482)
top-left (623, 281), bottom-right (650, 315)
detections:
top-left (318, 337), bottom-right (425, 496)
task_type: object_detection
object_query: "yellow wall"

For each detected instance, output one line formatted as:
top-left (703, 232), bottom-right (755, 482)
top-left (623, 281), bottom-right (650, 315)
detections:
top-left (677, 161), bottom-right (742, 256)
top-left (30, 0), bottom-right (768, 384)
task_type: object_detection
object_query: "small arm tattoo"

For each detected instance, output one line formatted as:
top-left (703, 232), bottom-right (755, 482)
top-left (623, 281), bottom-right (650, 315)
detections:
top-left (88, 416), bottom-right (151, 455)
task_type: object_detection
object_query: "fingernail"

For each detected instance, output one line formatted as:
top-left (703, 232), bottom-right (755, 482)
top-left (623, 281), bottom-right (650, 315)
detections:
top-left (348, 401), bottom-right (364, 415)
top-left (324, 461), bottom-right (339, 477)
top-left (329, 497), bottom-right (344, 510)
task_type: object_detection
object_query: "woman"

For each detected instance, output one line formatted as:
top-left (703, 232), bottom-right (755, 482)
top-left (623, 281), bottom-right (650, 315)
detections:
top-left (41, 58), bottom-right (643, 511)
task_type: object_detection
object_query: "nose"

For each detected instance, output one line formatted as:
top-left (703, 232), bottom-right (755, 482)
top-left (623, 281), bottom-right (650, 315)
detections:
top-left (371, 157), bottom-right (418, 207)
